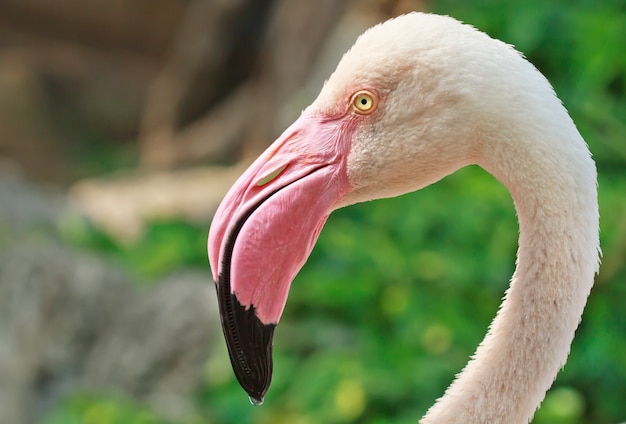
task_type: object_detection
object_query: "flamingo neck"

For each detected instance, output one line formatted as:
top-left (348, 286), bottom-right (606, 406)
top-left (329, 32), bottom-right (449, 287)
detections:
top-left (421, 123), bottom-right (600, 423)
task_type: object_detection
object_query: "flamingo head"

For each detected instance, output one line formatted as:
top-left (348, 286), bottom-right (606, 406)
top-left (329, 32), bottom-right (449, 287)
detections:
top-left (207, 12), bottom-right (522, 403)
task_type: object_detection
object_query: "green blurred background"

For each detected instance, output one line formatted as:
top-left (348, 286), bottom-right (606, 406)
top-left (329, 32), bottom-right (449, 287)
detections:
top-left (0, 0), bottom-right (624, 423)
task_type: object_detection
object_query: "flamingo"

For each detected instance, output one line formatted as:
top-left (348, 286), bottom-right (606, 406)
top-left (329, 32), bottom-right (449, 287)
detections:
top-left (207, 12), bottom-right (600, 423)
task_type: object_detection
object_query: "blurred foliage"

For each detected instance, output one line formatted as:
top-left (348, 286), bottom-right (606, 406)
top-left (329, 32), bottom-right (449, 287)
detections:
top-left (44, 393), bottom-right (170, 424)
top-left (61, 219), bottom-right (208, 281)
top-left (46, 0), bottom-right (625, 423)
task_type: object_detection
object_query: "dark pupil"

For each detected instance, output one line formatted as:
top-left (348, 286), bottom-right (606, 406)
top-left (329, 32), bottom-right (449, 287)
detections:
top-left (360, 98), bottom-right (368, 105)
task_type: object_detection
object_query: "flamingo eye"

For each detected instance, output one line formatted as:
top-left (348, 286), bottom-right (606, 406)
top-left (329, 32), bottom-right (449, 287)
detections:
top-left (351, 91), bottom-right (376, 114)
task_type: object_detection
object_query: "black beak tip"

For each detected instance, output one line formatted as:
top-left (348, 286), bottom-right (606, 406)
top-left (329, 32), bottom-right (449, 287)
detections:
top-left (216, 274), bottom-right (276, 404)
top-left (241, 370), bottom-right (270, 406)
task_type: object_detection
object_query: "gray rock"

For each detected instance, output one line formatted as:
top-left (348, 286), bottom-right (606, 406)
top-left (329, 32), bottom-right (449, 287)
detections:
top-left (0, 168), bottom-right (219, 424)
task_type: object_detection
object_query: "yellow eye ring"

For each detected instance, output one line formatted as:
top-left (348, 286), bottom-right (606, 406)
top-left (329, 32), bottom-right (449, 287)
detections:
top-left (351, 90), bottom-right (377, 114)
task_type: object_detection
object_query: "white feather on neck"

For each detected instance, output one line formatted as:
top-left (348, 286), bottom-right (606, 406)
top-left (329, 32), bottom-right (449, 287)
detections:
top-left (424, 100), bottom-right (600, 422)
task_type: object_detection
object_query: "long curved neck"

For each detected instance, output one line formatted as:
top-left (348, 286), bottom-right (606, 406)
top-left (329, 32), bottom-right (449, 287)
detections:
top-left (422, 116), bottom-right (600, 423)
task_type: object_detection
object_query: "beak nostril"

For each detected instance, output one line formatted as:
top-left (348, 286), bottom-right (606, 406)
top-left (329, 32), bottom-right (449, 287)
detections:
top-left (256, 164), bottom-right (288, 187)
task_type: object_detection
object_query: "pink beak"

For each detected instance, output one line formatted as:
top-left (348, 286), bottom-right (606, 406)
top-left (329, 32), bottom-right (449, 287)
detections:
top-left (208, 113), bottom-right (354, 403)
